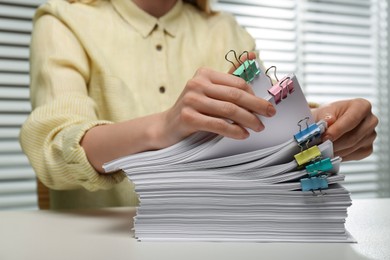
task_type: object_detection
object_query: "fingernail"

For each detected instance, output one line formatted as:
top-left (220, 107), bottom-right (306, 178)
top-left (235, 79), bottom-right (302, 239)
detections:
top-left (267, 105), bottom-right (276, 117)
top-left (255, 123), bottom-right (265, 132)
top-left (324, 113), bottom-right (332, 121)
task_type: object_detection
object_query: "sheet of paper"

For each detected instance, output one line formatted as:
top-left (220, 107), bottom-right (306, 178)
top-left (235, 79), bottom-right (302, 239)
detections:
top-left (191, 73), bottom-right (314, 161)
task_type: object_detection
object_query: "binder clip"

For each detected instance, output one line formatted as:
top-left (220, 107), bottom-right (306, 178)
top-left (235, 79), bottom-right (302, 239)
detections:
top-left (294, 117), bottom-right (321, 148)
top-left (294, 146), bottom-right (321, 167)
top-left (267, 76), bottom-right (294, 104)
top-left (300, 176), bottom-right (328, 195)
top-left (306, 158), bottom-right (333, 177)
top-left (265, 66), bottom-right (279, 85)
top-left (225, 50), bottom-right (260, 83)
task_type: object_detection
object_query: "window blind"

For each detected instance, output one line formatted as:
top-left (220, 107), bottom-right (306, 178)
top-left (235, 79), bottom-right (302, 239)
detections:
top-left (0, 0), bottom-right (44, 210)
top-left (213, 0), bottom-right (390, 198)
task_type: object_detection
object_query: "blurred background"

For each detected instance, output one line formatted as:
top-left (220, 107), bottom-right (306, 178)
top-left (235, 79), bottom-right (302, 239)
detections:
top-left (0, 0), bottom-right (389, 210)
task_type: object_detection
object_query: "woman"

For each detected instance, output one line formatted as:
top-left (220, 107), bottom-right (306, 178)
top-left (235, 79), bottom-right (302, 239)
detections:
top-left (20, 0), bottom-right (378, 209)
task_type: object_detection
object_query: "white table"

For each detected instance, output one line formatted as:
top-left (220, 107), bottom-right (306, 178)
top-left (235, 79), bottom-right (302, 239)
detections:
top-left (0, 198), bottom-right (389, 260)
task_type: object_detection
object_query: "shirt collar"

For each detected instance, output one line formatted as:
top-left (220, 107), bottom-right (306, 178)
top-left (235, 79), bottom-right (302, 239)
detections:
top-left (111, 0), bottom-right (183, 38)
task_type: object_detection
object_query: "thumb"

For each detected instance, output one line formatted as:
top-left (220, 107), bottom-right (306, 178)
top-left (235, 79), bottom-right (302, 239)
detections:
top-left (312, 107), bottom-right (336, 141)
top-left (313, 105), bottom-right (336, 126)
top-left (322, 112), bottom-right (336, 127)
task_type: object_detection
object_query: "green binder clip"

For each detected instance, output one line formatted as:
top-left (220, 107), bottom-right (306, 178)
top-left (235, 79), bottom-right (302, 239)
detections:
top-left (233, 59), bottom-right (260, 83)
top-left (225, 50), bottom-right (260, 83)
top-left (306, 158), bottom-right (333, 177)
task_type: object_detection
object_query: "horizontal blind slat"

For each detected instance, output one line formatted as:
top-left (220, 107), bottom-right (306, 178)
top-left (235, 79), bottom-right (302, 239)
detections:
top-left (0, 0), bottom-right (43, 6)
top-left (305, 75), bottom-right (374, 85)
top-left (0, 4), bottom-right (36, 19)
top-left (0, 114), bottom-right (28, 126)
top-left (0, 32), bottom-right (31, 46)
top-left (304, 44), bottom-right (372, 56)
top-left (0, 45), bottom-right (29, 59)
top-left (303, 13), bottom-right (371, 26)
top-left (304, 34), bottom-right (372, 45)
top-left (0, 100), bottom-right (31, 113)
top-left (0, 167), bottom-right (35, 180)
top-left (236, 16), bottom-right (295, 30)
top-left (260, 52), bottom-right (297, 62)
top-left (0, 60), bottom-right (29, 73)
top-left (0, 140), bottom-right (23, 153)
top-left (0, 72), bottom-right (29, 86)
top-left (0, 86), bottom-right (29, 99)
top-left (304, 65), bottom-right (373, 75)
top-left (0, 180), bottom-right (36, 194)
top-left (0, 17), bottom-right (33, 32)
top-left (0, 127), bottom-right (21, 138)
top-left (312, 0), bottom-right (369, 7)
top-left (213, 3), bottom-right (296, 19)
top-left (303, 2), bottom-right (371, 16)
top-left (303, 23), bottom-right (370, 36)
top-left (257, 40), bottom-right (296, 51)
top-left (217, 0), bottom-right (295, 9)
top-left (246, 28), bottom-right (296, 40)
top-left (304, 54), bottom-right (373, 65)
top-left (306, 95), bottom-right (376, 104)
top-left (0, 194), bottom-right (37, 209)
top-left (0, 154), bottom-right (30, 167)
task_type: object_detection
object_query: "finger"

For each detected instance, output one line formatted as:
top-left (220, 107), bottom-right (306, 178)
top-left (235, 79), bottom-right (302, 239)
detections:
top-left (337, 146), bottom-right (374, 162)
top-left (323, 108), bottom-right (365, 143)
top-left (203, 83), bottom-right (276, 117)
top-left (314, 110), bottom-right (336, 127)
top-left (335, 131), bottom-right (377, 159)
top-left (191, 95), bottom-right (264, 132)
top-left (195, 69), bottom-right (256, 95)
top-left (182, 107), bottom-right (250, 139)
top-left (331, 116), bottom-right (375, 152)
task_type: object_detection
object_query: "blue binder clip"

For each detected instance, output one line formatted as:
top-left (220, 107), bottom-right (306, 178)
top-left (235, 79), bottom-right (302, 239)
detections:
top-left (294, 118), bottom-right (321, 146)
top-left (306, 158), bottom-right (333, 177)
top-left (300, 176), bottom-right (328, 192)
top-left (268, 76), bottom-right (294, 104)
top-left (225, 50), bottom-right (260, 83)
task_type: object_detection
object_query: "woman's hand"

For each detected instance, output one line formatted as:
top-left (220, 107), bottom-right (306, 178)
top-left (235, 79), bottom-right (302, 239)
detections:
top-left (82, 52), bottom-right (276, 172)
top-left (157, 66), bottom-right (276, 149)
top-left (312, 98), bottom-right (378, 161)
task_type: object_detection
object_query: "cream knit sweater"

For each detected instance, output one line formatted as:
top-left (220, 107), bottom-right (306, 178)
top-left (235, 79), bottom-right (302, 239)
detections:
top-left (20, 0), bottom-right (255, 209)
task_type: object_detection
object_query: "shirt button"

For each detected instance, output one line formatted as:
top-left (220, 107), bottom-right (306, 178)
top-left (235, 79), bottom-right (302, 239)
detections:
top-left (156, 44), bottom-right (163, 51)
top-left (159, 86), bottom-right (166, 93)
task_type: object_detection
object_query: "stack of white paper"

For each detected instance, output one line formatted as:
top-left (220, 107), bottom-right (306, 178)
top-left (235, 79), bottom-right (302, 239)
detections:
top-left (104, 69), bottom-right (353, 243)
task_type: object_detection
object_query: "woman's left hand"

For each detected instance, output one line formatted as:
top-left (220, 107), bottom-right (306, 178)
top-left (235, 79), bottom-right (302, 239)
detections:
top-left (312, 98), bottom-right (378, 161)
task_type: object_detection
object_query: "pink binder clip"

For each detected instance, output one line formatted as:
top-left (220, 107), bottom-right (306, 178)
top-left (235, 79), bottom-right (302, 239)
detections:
top-left (268, 77), bottom-right (294, 104)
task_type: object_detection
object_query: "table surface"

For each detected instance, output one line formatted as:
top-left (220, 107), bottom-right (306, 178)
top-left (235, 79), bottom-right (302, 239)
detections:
top-left (0, 198), bottom-right (389, 260)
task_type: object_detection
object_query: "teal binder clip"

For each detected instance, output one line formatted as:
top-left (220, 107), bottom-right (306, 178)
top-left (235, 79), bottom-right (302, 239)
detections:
top-left (225, 50), bottom-right (260, 83)
top-left (306, 158), bottom-right (333, 177)
top-left (294, 118), bottom-right (321, 146)
top-left (233, 59), bottom-right (260, 83)
top-left (300, 176), bottom-right (328, 192)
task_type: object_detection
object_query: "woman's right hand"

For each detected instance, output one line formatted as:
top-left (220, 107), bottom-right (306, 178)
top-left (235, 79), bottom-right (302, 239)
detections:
top-left (156, 67), bottom-right (276, 149)
top-left (82, 56), bottom-right (276, 172)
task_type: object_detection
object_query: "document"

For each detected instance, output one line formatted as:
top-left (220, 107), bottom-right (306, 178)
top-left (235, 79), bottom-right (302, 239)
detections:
top-left (104, 63), bottom-right (354, 243)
